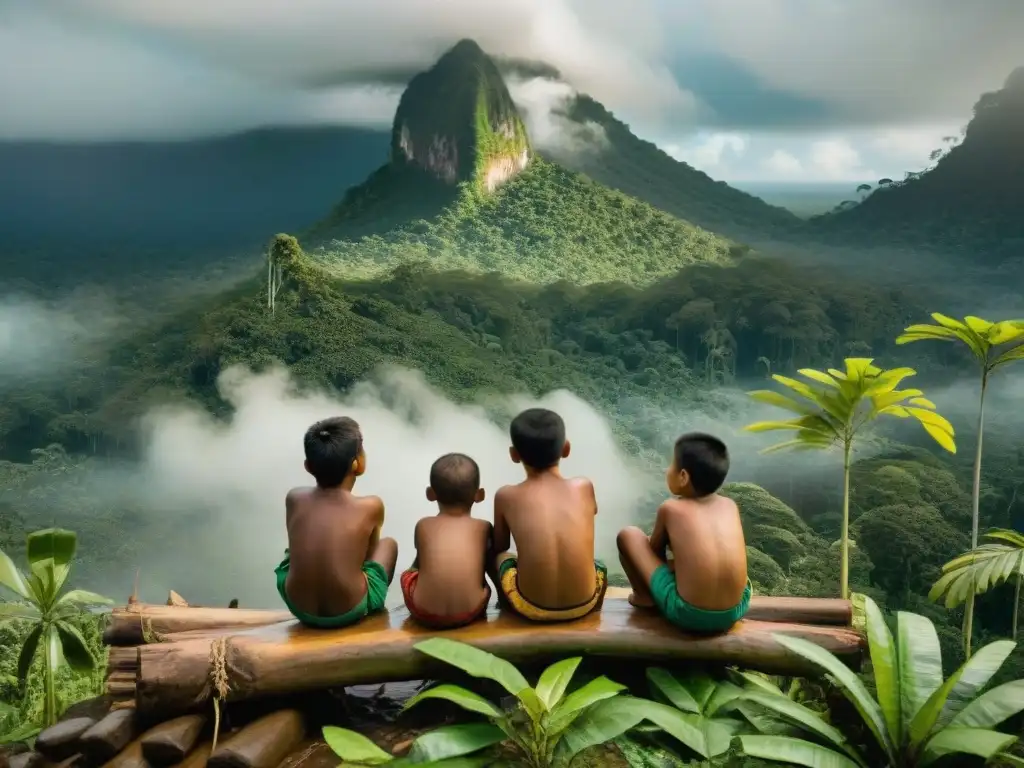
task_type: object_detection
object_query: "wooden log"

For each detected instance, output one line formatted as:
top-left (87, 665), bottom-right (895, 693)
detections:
top-left (100, 739), bottom-right (150, 768)
top-left (80, 709), bottom-right (138, 762)
top-left (104, 607), bottom-right (292, 647)
top-left (8, 754), bottom-right (45, 768)
top-left (108, 594), bottom-right (852, 649)
top-left (35, 718), bottom-right (97, 760)
top-left (135, 598), bottom-right (865, 717)
top-left (140, 716), bottom-right (207, 766)
top-left (206, 711), bottom-right (305, 768)
top-left (108, 649), bottom-right (140, 671)
top-left (171, 743), bottom-right (212, 768)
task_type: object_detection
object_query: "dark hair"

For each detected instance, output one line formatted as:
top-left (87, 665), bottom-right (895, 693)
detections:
top-left (429, 453), bottom-right (481, 506)
top-left (510, 408), bottom-right (566, 469)
top-left (303, 416), bottom-right (362, 488)
top-left (673, 432), bottom-right (729, 496)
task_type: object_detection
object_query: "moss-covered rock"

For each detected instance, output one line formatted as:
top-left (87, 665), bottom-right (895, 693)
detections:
top-left (391, 39), bottom-right (530, 192)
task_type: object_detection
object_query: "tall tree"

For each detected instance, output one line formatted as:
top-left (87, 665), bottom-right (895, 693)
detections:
top-left (745, 358), bottom-right (956, 599)
top-left (897, 314), bottom-right (1024, 655)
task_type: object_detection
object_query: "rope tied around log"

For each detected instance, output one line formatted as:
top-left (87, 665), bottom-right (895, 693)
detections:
top-left (209, 636), bottom-right (231, 753)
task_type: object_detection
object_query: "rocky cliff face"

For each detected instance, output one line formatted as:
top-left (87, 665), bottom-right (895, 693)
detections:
top-left (390, 39), bottom-right (531, 192)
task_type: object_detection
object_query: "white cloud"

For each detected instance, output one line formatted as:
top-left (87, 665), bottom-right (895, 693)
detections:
top-left (762, 149), bottom-right (802, 177)
top-left (664, 132), bottom-right (748, 170)
top-left (808, 138), bottom-right (873, 181)
top-left (507, 76), bottom-right (609, 155)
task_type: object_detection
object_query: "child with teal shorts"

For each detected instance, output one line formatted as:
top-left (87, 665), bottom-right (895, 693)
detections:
top-left (616, 433), bottom-right (751, 633)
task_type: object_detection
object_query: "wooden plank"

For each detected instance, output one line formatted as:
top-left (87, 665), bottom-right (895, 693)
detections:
top-left (206, 711), bottom-right (305, 768)
top-left (135, 597), bottom-right (864, 717)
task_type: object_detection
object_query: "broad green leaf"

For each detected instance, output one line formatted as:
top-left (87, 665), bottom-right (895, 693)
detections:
top-left (26, 529), bottom-right (77, 604)
top-left (627, 702), bottom-right (708, 757)
top-left (738, 735), bottom-right (862, 768)
top-left (322, 726), bottom-right (393, 764)
top-left (403, 684), bottom-right (501, 719)
top-left (645, 668), bottom-right (699, 713)
top-left (16, 624), bottom-right (43, 687)
top-left (745, 419), bottom-right (812, 433)
top-left (995, 753), bottom-right (1024, 767)
top-left (535, 657), bottom-right (580, 710)
top-left (964, 316), bottom-right (994, 336)
top-left (949, 679), bottom-right (1024, 729)
top-left (772, 375), bottom-right (848, 423)
top-left (678, 675), bottom-right (717, 712)
top-left (406, 723), bottom-right (504, 763)
top-left (907, 396), bottom-right (937, 409)
top-left (558, 697), bottom-right (652, 760)
top-left (916, 419), bottom-right (957, 453)
top-left (797, 368), bottom-right (841, 388)
top-left (732, 670), bottom-right (786, 697)
top-left (773, 634), bottom-right (894, 760)
top-left (761, 438), bottom-right (833, 455)
top-left (919, 727), bottom-right (1016, 765)
top-left (747, 390), bottom-right (818, 416)
top-left (897, 611), bottom-right (944, 732)
top-left (56, 589), bottom-right (114, 608)
top-left (988, 320), bottom-right (1024, 345)
top-left (992, 343), bottom-right (1024, 369)
top-left (548, 676), bottom-right (626, 733)
top-left (55, 620), bottom-right (96, 673)
top-left (907, 659), bottom-right (966, 749)
top-left (0, 551), bottom-right (30, 600)
top-left (863, 597), bottom-right (900, 746)
top-left (937, 640), bottom-right (1015, 728)
top-left (985, 529), bottom-right (1024, 548)
top-left (704, 680), bottom-right (744, 716)
top-left (738, 690), bottom-right (854, 757)
top-left (0, 602), bottom-right (41, 620)
top-left (413, 638), bottom-right (529, 697)
top-left (516, 687), bottom-right (545, 722)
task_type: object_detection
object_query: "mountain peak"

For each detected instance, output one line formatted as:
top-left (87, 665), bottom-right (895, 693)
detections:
top-left (390, 39), bottom-right (531, 192)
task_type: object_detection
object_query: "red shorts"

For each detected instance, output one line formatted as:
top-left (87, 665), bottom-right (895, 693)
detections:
top-left (400, 569), bottom-right (491, 629)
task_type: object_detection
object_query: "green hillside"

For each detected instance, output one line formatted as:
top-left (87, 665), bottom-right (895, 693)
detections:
top-left (546, 95), bottom-right (802, 239)
top-left (309, 158), bottom-right (743, 286)
top-left (810, 67), bottom-right (1024, 261)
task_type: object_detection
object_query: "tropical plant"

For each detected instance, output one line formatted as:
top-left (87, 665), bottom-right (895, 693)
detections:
top-left (744, 358), bottom-right (956, 599)
top-left (321, 638), bottom-right (652, 767)
top-left (930, 528), bottom-right (1024, 639)
top-left (896, 313), bottom-right (1024, 656)
top-left (0, 529), bottom-right (112, 727)
top-left (736, 596), bottom-right (1024, 767)
top-left (628, 668), bottom-right (755, 761)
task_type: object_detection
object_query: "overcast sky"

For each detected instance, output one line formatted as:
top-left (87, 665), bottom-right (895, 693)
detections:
top-left (1, 0), bottom-right (1021, 182)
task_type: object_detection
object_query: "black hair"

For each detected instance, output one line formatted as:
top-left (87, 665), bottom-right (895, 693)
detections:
top-left (303, 416), bottom-right (362, 488)
top-left (673, 432), bottom-right (730, 496)
top-left (510, 408), bottom-right (566, 469)
top-left (429, 453), bottom-right (481, 506)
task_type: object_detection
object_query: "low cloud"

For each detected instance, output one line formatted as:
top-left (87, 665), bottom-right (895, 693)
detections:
top-left (507, 76), bottom-right (609, 156)
top-left (117, 365), bottom-right (653, 607)
top-left (0, 292), bottom-right (120, 386)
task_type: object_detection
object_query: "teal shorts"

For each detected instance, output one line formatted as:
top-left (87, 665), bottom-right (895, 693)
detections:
top-left (650, 564), bottom-right (751, 633)
top-left (275, 550), bottom-right (388, 629)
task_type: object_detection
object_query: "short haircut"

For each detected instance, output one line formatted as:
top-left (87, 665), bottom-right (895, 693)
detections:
top-left (673, 432), bottom-right (730, 496)
top-left (303, 416), bottom-right (362, 488)
top-left (429, 453), bottom-right (481, 506)
top-left (510, 408), bottom-right (566, 469)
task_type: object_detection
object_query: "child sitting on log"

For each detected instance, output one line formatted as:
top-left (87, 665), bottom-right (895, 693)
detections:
top-left (617, 432), bottom-right (750, 633)
top-left (492, 408), bottom-right (607, 622)
top-left (400, 453), bottom-right (494, 629)
top-left (274, 416), bottom-right (398, 628)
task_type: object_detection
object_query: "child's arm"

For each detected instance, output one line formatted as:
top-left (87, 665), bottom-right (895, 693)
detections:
top-left (364, 496), bottom-right (385, 560)
top-left (492, 488), bottom-right (512, 553)
top-left (648, 504), bottom-right (669, 560)
top-left (410, 520), bottom-right (421, 570)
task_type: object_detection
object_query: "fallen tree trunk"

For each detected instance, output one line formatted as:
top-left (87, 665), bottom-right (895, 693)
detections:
top-left (107, 595), bottom-right (852, 648)
top-left (104, 606), bottom-right (293, 647)
top-left (135, 599), bottom-right (865, 717)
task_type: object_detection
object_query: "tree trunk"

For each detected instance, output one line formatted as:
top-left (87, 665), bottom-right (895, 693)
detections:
top-left (840, 442), bottom-right (852, 600)
top-left (134, 600), bottom-right (865, 717)
top-left (963, 371), bottom-right (988, 658)
top-left (104, 605), bottom-right (292, 646)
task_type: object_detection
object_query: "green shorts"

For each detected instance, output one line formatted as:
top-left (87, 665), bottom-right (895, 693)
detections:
top-left (650, 564), bottom-right (751, 633)
top-left (274, 550), bottom-right (389, 629)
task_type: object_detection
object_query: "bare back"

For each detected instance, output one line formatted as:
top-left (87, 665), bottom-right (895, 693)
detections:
top-left (659, 494), bottom-right (747, 610)
top-left (494, 474), bottom-right (597, 608)
top-left (284, 487), bottom-right (383, 617)
top-left (413, 515), bottom-right (492, 615)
